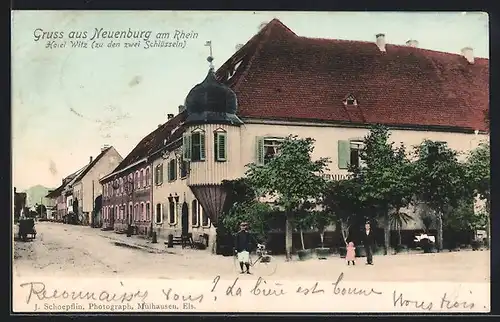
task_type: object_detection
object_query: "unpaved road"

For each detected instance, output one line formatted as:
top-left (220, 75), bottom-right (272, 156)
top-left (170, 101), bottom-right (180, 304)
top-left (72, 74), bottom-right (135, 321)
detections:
top-left (13, 222), bottom-right (490, 282)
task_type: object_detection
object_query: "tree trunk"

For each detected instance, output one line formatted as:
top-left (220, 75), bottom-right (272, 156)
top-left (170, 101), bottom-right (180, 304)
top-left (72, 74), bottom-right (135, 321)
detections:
top-left (300, 229), bottom-right (305, 250)
top-left (437, 212), bottom-right (443, 252)
top-left (320, 231), bottom-right (325, 248)
top-left (398, 227), bottom-right (402, 246)
top-left (285, 211), bottom-right (293, 261)
top-left (384, 215), bottom-right (390, 255)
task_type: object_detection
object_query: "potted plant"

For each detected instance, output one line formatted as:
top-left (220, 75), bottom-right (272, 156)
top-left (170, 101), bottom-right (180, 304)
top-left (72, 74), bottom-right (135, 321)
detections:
top-left (295, 212), bottom-right (313, 261)
top-left (395, 244), bottom-right (408, 253)
top-left (310, 210), bottom-right (335, 260)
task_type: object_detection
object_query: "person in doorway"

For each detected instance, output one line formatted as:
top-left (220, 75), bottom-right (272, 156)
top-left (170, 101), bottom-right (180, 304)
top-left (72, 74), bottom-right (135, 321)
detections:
top-left (364, 222), bottom-right (374, 265)
top-left (234, 222), bottom-right (256, 274)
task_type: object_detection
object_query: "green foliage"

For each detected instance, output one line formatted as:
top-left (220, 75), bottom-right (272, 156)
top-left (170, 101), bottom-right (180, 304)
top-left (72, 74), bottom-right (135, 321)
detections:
top-left (221, 201), bottom-right (274, 243)
top-left (355, 125), bottom-right (415, 217)
top-left (465, 142), bottom-right (490, 203)
top-left (221, 177), bottom-right (257, 207)
top-left (412, 140), bottom-right (470, 213)
top-left (443, 199), bottom-right (487, 232)
top-left (245, 135), bottom-right (330, 212)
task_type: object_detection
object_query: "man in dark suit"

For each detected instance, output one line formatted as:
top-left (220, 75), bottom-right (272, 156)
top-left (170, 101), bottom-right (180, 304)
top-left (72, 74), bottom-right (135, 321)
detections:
top-left (234, 222), bottom-right (256, 274)
top-left (363, 222), bottom-right (374, 265)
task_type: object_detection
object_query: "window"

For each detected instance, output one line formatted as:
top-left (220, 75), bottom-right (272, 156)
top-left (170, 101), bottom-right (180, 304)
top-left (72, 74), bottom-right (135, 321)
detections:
top-left (145, 167), bottom-right (150, 186)
top-left (214, 129), bottom-right (227, 162)
top-left (140, 170), bottom-right (144, 188)
top-left (201, 207), bottom-right (209, 227)
top-left (180, 156), bottom-right (188, 178)
top-left (190, 129), bottom-right (206, 162)
top-left (129, 203), bottom-right (133, 224)
top-left (134, 204), bottom-right (139, 222)
top-left (191, 200), bottom-right (199, 227)
top-left (140, 203), bottom-right (145, 221)
top-left (338, 140), bottom-right (364, 169)
top-left (118, 178), bottom-right (122, 195)
top-left (155, 203), bottom-right (163, 224)
top-left (155, 164), bottom-right (163, 185)
top-left (168, 159), bottom-right (177, 181)
top-left (122, 204), bottom-right (126, 220)
top-left (146, 202), bottom-right (151, 221)
top-left (182, 133), bottom-right (191, 161)
top-left (115, 206), bottom-right (119, 221)
top-left (169, 201), bottom-right (176, 224)
top-left (135, 172), bottom-right (139, 189)
top-left (255, 137), bottom-right (284, 165)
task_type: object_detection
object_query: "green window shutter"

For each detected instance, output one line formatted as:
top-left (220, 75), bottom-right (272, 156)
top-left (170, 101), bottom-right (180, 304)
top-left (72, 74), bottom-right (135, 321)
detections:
top-left (173, 159), bottom-right (177, 179)
top-left (215, 132), bottom-right (227, 161)
top-left (255, 137), bottom-right (264, 165)
top-left (200, 132), bottom-right (206, 161)
top-left (160, 164), bottom-right (164, 183)
top-left (183, 133), bottom-right (192, 161)
top-left (167, 160), bottom-right (171, 181)
top-left (338, 140), bottom-right (350, 169)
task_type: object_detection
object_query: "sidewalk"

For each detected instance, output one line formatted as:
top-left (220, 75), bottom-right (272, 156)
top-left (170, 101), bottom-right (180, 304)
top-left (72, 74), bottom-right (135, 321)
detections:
top-left (96, 229), bottom-right (214, 258)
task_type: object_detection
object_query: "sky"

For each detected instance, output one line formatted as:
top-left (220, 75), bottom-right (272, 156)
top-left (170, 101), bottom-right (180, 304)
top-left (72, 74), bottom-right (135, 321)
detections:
top-left (11, 11), bottom-right (489, 191)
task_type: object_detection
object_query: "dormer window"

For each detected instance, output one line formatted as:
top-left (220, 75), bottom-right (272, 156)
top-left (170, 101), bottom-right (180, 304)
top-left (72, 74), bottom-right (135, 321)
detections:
top-left (343, 94), bottom-right (358, 106)
top-left (228, 60), bottom-right (243, 80)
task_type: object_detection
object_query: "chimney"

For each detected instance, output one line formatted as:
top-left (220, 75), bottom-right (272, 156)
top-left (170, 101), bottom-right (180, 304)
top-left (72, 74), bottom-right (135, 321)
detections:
top-left (376, 33), bottom-right (386, 52)
top-left (235, 44), bottom-right (244, 51)
top-left (178, 105), bottom-right (186, 113)
top-left (158, 124), bottom-right (162, 128)
top-left (167, 113), bottom-right (174, 120)
top-left (89, 156), bottom-right (93, 163)
top-left (101, 144), bottom-right (110, 152)
top-left (461, 47), bottom-right (474, 64)
top-left (406, 39), bottom-right (419, 48)
top-left (258, 22), bottom-right (268, 30)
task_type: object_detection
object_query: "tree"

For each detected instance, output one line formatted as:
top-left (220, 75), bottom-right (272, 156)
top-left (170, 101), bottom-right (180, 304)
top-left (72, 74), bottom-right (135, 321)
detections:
top-left (221, 201), bottom-right (275, 243)
top-left (465, 141), bottom-right (490, 247)
top-left (36, 204), bottom-right (47, 218)
top-left (412, 140), bottom-right (469, 251)
top-left (245, 135), bottom-right (330, 260)
top-left (355, 125), bottom-right (415, 254)
top-left (322, 179), bottom-right (364, 245)
top-left (390, 211), bottom-right (414, 247)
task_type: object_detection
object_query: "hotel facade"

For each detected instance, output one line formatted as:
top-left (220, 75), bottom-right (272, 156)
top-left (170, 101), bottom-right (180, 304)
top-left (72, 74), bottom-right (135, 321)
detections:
top-left (99, 19), bottom-right (489, 250)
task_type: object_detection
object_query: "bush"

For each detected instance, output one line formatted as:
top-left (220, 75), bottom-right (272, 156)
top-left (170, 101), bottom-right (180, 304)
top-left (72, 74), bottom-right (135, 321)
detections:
top-left (396, 244), bottom-right (408, 253)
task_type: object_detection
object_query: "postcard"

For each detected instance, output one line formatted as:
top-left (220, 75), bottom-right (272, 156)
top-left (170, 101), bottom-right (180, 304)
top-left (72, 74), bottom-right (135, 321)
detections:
top-left (12, 10), bottom-right (490, 313)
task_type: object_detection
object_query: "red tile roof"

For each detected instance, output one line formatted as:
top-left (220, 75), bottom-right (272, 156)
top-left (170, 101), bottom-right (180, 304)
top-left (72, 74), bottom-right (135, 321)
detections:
top-left (106, 112), bottom-right (186, 178)
top-left (216, 19), bottom-right (489, 132)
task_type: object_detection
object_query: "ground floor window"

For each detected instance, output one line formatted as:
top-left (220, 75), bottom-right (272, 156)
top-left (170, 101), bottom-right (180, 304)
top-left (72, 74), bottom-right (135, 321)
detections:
top-left (155, 203), bottom-right (162, 224)
top-left (191, 200), bottom-right (199, 227)
top-left (146, 202), bottom-right (151, 221)
top-left (169, 201), bottom-right (176, 224)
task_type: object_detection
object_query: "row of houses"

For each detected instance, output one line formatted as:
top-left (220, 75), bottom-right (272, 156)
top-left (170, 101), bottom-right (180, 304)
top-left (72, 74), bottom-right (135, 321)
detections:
top-left (46, 19), bottom-right (488, 251)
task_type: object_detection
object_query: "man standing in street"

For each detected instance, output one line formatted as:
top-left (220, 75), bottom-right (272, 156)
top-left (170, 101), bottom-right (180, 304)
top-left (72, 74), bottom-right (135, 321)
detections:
top-left (364, 222), bottom-right (374, 265)
top-left (234, 222), bottom-right (255, 274)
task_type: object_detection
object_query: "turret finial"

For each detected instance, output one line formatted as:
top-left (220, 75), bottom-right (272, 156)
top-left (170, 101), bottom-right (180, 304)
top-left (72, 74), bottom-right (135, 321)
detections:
top-left (205, 40), bottom-right (214, 70)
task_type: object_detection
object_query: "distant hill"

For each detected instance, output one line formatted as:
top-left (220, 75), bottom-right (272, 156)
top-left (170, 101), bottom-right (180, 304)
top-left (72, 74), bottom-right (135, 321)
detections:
top-left (23, 185), bottom-right (55, 207)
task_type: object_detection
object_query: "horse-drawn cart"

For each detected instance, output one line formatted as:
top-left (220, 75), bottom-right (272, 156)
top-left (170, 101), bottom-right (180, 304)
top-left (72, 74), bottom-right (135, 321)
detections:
top-left (18, 218), bottom-right (37, 241)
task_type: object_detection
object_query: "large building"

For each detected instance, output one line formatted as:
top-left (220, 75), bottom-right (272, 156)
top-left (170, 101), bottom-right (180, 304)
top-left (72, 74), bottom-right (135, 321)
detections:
top-left (101, 19), bottom-right (488, 250)
top-left (46, 146), bottom-right (122, 224)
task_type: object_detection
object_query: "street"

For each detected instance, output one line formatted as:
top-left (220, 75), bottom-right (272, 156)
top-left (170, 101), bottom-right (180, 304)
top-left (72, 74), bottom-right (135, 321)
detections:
top-left (13, 222), bottom-right (490, 282)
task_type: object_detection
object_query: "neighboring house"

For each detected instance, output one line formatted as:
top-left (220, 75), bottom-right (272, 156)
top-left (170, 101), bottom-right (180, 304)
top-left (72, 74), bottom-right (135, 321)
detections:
top-left (13, 187), bottom-right (27, 222)
top-left (100, 142), bottom-right (155, 234)
top-left (46, 168), bottom-right (84, 222)
top-left (103, 19), bottom-right (488, 248)
top-left (69, 146), bottom-right (123, 226)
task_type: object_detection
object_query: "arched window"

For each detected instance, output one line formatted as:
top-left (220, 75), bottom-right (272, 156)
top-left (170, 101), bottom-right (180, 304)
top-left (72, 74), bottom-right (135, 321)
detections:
top-left (146, 202), bottom-right (151, 222)
top-left (135, 171), bottom-right (140, 189)
top-left (122, 204), bottom-right (126, 220)
top-left (191, 200), bottom-right (199, 227)
top-left (155, 203), bottom-right (163, 224)
top-left (129, 203), bottom-right (133, 224)
top-left (140, 202), bottom-right (145, 221)
top-left (134, 203), bottom-right (139, 221)
top-left (115, 205), bottom-right (119, 221)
